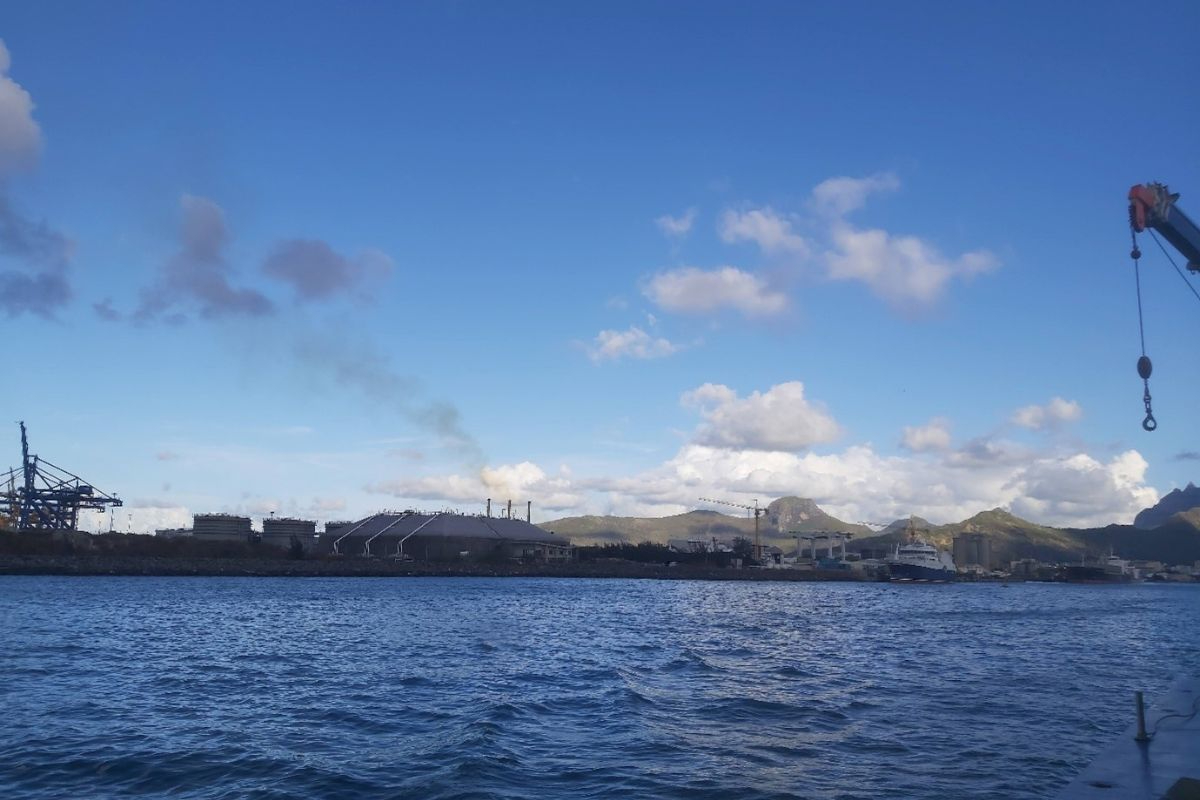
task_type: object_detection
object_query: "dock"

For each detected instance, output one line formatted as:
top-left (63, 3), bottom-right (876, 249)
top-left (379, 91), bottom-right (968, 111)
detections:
top-left (1058, 677), bottom-right (1200, 799)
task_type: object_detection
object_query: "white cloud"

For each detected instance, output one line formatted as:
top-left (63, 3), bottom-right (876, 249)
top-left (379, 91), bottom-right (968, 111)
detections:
top-left (0, 39), bottom-right (42, 176)
top-left (901, 418), bottom-right (952, 452)
top-left (810, 172), bottom-right (899, 216)
top-left (1008, 451), bottom-right (1157, 527)
top-left (368, 461), bottom-right (584, 513)
top-left (825, 222), bottom-right (997, 311)
top-left (655, 208), bottom-right (697, 238)
top-left (644, 266), bottom-right (788, 317)
top-left (681, 381), bottom-right (841, 452)
top-left (639, 174), bottom-right (996, 324)
top-left (587, 325), bottom-right (679, 363)
top-left (361, 434), bottom-right (1158, 530)
top-left (1012, 397), bottom-right (1083, 431)
top-left (718, 208), bottom-right (809, 256)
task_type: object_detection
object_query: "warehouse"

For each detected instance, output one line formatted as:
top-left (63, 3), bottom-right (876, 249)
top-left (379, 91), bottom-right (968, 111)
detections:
top-left (324, 512), bottom-right (572, 562)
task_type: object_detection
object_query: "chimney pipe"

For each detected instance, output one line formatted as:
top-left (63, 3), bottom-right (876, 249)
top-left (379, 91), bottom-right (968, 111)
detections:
top-left (486, 498), bottom-right (491, 518)
top-left (526, 501), bottom-right (531, 523)
top-left (507, 499), bottom-right (512, 519)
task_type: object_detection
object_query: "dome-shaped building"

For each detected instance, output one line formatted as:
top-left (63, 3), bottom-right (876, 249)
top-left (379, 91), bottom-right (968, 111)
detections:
top-left (322, 512), bottom-right (572, 562)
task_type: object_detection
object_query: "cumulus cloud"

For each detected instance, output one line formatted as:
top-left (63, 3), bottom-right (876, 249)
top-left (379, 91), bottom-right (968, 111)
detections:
top-left (262, 239), bottom-right (393, 302)
top-left (350, 368), bottom-right (1157, 529)
top-left (681, 381), bottom-right (841, 452)
top-left (1011, 397), bottom-right (1083, 431)
top-left (587, 325), bottom-right (679, 363)
top-left (1008, 451), bottom-right (1156, 527)
top-left (367, 380), bottom-right (1154, 528)
top-left (368, 461), bottom-right (584, 513)
top-left (638, 174), bottom-right (996, 324)
top-left (376, 435), bottom-right (1157, 530)
top-left (644, 266), bottom-right (788, 317)
top-left (0, 40), bottom-right (41, 175)
top-left (810, 172), bottom-right (900, 216)
top-left (825, 223), bottom-right (997, 311)
top-left (136, 195), bottom-right (273, 321)
top-left (901, 417), bottom-right (952, 452)
top-left (655, 208), bottom-right (696, 239)
top-left (718, 208), bottom-right (809, 256)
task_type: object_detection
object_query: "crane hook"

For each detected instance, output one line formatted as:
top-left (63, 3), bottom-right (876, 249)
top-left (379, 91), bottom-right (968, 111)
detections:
top-left (1139, 356), bottom-right (1156, 430)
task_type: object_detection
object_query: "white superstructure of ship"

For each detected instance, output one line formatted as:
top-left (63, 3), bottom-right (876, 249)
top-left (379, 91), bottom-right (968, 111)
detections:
top-left (885, 519), bottom-right (957, 581)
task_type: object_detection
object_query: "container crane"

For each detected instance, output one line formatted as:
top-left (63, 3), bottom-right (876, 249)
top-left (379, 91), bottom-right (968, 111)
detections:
top-left (1126, 183), bottom-right (1200, 430)
top-left (0, 421), bottom-right (123, 531)
top-left (699, 497), bottom-right (765, 562)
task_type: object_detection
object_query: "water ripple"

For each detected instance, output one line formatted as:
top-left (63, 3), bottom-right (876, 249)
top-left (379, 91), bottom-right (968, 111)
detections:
top-left (0, 577), bottom-right (1197, 799)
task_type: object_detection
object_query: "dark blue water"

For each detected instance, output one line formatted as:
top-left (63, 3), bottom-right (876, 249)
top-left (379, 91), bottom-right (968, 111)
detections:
top-left (2, 577), bottom-right (1198, 799)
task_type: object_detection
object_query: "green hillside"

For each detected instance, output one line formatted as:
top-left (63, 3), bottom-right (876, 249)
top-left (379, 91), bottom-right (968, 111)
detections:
top-left (542, 496), bottom-right (869, 548)
top-left (543, 498), bottom-right (1200, 565)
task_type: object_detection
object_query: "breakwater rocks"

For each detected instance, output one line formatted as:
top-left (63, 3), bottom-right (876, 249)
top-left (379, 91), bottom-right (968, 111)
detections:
top-left (0, 554), bottom-right (863, 581)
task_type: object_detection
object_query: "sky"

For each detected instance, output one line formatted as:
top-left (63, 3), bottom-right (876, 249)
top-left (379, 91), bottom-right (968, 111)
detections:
top-left (2, 1), bottom-right (1199, 534)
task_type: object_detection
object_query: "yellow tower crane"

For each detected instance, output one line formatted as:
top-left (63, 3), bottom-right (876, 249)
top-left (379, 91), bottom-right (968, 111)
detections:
top-left (699, 497), bottom-right (766, 563)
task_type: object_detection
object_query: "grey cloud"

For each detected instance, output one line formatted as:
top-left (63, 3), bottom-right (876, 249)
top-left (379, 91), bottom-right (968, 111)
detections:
top-left (1173, 451), bottom-right (1200, 462)
top-left (263, 239), bottom-right (392, 302)
top-left (0, 195), bottom-right (73, 318)
top-left (0, 195), bottom-right (72, 268)
top-left (135, 194), bottom-right (273, 322)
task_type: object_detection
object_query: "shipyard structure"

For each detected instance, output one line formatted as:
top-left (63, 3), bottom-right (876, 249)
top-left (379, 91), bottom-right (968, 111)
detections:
top-left (159, 507), bottom-right (573, 563)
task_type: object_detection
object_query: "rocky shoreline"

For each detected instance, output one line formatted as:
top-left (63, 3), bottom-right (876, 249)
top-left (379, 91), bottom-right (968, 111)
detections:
top-left (0, 554), bottom-right (865, 582)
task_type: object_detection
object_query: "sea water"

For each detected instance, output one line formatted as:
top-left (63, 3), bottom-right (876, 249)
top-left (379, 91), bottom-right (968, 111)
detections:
top-left (2, 576), bottom-right (1198, 799)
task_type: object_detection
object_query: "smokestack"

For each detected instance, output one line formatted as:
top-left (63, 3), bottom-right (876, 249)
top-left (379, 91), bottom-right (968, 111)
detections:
top-left (507, 499), bottom-right (512, 519)
top-left (526, 500), bottom-right (531, 523)
top-left (486, 498), bottom-right (491, 518)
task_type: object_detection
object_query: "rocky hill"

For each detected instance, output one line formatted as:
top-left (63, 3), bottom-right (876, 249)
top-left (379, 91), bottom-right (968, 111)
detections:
top-left (1134, 483), bottom-right (1200, 529)
top-left (545, 499), bottom-right (1200, 564)
top-left (905, 509), bottom-right (1077, 563)
top-left (541, 496), bottom-right (866, 548)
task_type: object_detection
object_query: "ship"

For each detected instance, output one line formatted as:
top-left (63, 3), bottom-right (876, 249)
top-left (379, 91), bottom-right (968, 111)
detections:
top-left (885, 519), bottom-right (957, 581)
top-left (1057, 550), bottom-right (1137, 583)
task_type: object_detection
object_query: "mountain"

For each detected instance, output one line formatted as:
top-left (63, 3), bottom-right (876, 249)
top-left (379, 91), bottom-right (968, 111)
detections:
top-left (541, 496), bottom-right (867, 548)
top-left (1134, 483), bottom-right (1200, 529)
top-left (764, 497), bottom-right (871, 537)
top-left (540, 509), bottom-right (752, 547)
top-left (543, 497), bottom-right (1200, 564)
top-left (828, 508), bottom-right (1086, 563)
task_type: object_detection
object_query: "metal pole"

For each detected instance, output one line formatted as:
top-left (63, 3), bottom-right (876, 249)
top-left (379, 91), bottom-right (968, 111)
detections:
top-left (1134, 691), bottom-right (1150, 742)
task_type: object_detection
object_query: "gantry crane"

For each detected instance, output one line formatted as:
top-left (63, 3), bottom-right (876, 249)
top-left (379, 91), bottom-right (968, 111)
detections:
top-left (0, 422), bottom-right (123, 531)
top-left (699, 497), bottom-right (766, 562)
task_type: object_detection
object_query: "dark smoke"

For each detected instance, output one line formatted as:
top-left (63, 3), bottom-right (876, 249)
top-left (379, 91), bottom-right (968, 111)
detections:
top-left (292, 335), bottom-right (482, 463)
top-left (262, 238), bottom-right (391, 302)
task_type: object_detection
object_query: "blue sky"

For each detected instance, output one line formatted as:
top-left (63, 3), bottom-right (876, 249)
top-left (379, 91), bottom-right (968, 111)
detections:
top-left (2, 1), bottom-right (1199, 533)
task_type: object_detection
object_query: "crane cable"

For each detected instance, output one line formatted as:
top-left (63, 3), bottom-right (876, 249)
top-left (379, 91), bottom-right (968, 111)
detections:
top-left (1130, 229), bottom-right (1156, 431)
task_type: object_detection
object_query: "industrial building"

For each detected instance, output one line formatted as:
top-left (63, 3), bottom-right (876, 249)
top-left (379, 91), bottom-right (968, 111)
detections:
top-left (261, 517), bottom-right (318, 552)
top-left (953, 533), bottom-right (993, 570)
top-left (325, 511), bottom-right (573, 562)
top-left (193, 513), bottom-right (253, 541)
